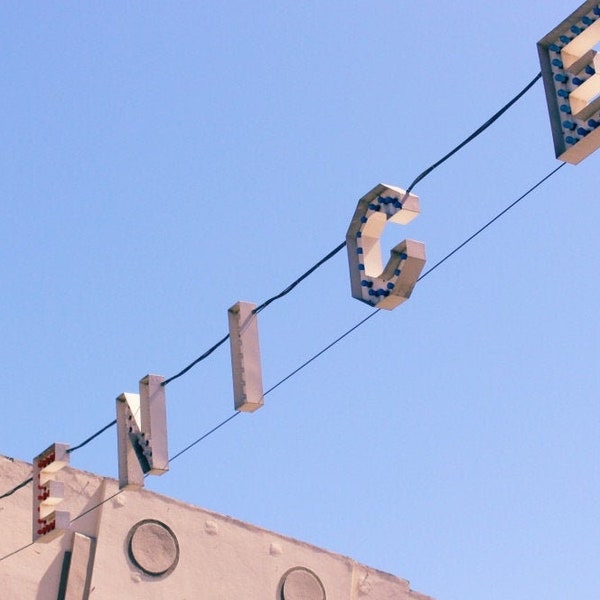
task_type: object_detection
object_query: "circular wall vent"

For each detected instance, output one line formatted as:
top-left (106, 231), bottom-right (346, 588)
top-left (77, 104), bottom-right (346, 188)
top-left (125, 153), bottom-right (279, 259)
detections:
top-left (126, 519), bottom-right (180, 577)
top-left (280, 567), bottom-right (326, 600)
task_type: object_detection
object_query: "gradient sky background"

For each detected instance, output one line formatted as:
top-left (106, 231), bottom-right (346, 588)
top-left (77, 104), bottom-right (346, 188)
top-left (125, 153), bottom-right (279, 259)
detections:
top-left (1, 2), bottom-right (598, 599)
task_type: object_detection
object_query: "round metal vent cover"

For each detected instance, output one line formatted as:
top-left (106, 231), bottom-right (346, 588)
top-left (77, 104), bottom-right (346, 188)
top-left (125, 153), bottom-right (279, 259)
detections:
top-left (127, 519), bottom-right (179, 577)
top-left (280, 567), bottom-right (326, 600)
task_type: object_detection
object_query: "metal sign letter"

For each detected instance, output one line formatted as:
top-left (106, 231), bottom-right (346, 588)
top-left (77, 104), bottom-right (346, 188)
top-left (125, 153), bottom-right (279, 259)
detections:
top-left (32, 442), bottom-right (70, 543)
top-left (346, 183), bottom-right (426, 310)
top-left (116, 374), bottom-right (169, 489)
top-left (538, 0), bottom-right (600, 163)
top-left (228, 301), bottom-right (264, 412)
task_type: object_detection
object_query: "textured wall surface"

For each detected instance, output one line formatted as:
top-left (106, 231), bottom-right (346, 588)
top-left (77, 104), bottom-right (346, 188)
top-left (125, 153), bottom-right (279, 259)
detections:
top-left (0, 456), bottom-right (432, 600)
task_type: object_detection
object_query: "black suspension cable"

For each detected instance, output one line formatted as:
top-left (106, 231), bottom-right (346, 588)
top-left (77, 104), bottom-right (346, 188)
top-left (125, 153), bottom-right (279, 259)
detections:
top-left (0, 476), bottom-right (33, 501)
top-left (162, 334), bottom-right (231, 387)
top-left (253, 241), bottom-right (348, 315)
top-left (0, 159), bottom-right (568, 563)
top-left (67, 419), bottom-right (117, 454)
top-left (164, 161), bottom-right (567, 474)
top-left (0, 72), bottom-right (548, 525)
top-left (162, 72), bottom-right (543, 385)
top-left (404, 72), bottom-right (542, 196)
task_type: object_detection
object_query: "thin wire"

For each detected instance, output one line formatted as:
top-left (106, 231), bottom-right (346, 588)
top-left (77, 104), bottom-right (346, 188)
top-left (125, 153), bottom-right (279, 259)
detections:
top-left (163, 311), bottom-right (382, 466)
top-left (404, 72), bottom-right (542, 196)
top-left (0, 420), bottom-right (117, 501)
top-left (162, 72), bottom-right (542, 385)
top-left (162, 334), bottom-right (231, 386)
top-left (45, 412), bottom-right (242, 541)
top-left (0, 161), bottom-right (566, 565)
top-left (69, 412), bottom-right (241, 525)
top-left (416, 163), bottom-right (566, 281)
top-left (70, 488), bottom-right (125, 523)
top-left (248, 162), bottom-right (568, 403)
top-left (0, 541), bottom-right (34, 563)
top-left (1, 413), bottom-right (242, 565)
top-left (0, 159), bottom-right (565, 511)
top-left (253, 241), bottom-right (348, 315)
top-left (67, 419), bottom-right (117, 454)
top-left (263, 310), bottom-right (381, 397)
top-left (169, 411), bottom-right (242, 463)
top-left (0, 476), bottom-right (33, 500)
top-left (0, 75), bottom-right (548, 553)
top-left (147, 161), bottom-right (567, 475)
top-left (161, 242), bottom-right (348, 387)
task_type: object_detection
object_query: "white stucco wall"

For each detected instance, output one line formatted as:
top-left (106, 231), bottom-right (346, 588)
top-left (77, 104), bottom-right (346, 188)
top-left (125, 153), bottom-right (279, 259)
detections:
top-left (0, 456), bottom-right (432, 600)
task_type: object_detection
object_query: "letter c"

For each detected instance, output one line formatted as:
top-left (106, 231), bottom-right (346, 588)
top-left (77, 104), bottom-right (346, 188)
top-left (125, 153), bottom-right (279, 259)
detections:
top-left (346, 184), bottom-right (426, 310)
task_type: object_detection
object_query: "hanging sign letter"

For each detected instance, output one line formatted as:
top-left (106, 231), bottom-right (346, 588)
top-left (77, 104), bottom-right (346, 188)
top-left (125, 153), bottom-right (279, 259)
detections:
top-left (228, 301), bottom-right (264, 412)
top-left (32, 442), bottom-right (70, 543)
top-left (116, 374), bottom-right (169, 489)
top-left (538, 0), bottom-right (600, 163)
top-left (346, 183), bottom-right (426, 310)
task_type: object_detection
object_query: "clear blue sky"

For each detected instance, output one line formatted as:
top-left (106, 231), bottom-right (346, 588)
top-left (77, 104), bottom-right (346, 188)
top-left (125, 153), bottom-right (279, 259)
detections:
top-left (1, 2), bottom-right (598, 599)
